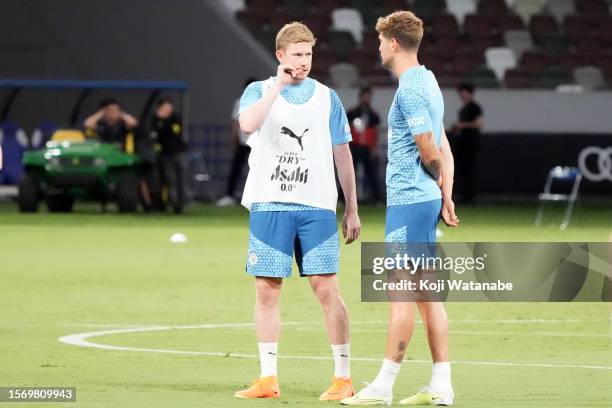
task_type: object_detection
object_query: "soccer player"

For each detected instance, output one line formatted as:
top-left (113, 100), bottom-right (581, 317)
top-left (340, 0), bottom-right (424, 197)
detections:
top-left (341, 11), bottom-right (459, 406)
top-left (233, 22), bottom-right (361, 401)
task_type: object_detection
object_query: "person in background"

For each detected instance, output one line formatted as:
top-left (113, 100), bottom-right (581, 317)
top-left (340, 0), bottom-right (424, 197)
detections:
top-left (452, 82), bottom-right (483, 204)
top-left (151, 98), bottom-right (187, 214)
top-left (84, 98), bottom-right (138, 151)
top-left (347, 86), bottom-right (382, 204)
top-left (216, 77), bottom-right (257, 207)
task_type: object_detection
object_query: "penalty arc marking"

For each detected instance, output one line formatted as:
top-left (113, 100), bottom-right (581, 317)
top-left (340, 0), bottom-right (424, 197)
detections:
top-left (57, 321), bottom-right (612, 371)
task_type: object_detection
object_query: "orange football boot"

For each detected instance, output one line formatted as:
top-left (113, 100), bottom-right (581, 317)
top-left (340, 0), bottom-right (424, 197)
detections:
top-left (319, 376), bottom-right (355, 401)
top-left (234, 375), bottom-right (280, 399)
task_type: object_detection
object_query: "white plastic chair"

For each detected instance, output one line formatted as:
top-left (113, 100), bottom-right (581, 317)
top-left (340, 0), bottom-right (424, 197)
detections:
top-left (546, 0), bottom-right (575, 23)
top-left (513, 0), bottom-right (547, 24)
top-left (447, 0), bottom-right (476, 24)
top-left (329, 62), bottom-right (359, 88)
top-left (574, 66), bottom-right (606, 91)
top-left (504, 30), bottom-right (533, 60)
top-left (332, 8), bottom-right (363, 43)
top-left (485, 47), bottom-right (517, 80)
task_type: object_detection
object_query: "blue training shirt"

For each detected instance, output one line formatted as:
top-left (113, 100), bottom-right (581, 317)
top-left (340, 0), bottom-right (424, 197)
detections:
top-left (386, 65), bottom-right (444, 206)
top-left (239, 77), bottom-right (351, 212)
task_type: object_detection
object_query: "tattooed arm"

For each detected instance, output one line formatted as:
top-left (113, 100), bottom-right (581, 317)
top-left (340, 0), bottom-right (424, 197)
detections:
top-left (414, 131), bottom-right (442, 182)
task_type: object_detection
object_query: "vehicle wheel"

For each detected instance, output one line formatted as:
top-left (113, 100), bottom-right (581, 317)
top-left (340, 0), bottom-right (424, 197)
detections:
top-left (117, 172), bottom-right (138, 213)
top-left (46, 194), bottom-right (74, 212)
top-left (18, 173), bottom-right (39, 212)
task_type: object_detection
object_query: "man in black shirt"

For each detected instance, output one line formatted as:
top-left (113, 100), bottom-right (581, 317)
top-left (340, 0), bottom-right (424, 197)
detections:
top-left (452, 83), bottom-right (483, 204)
top-left (151, 98), bottom-right (187, 213)
top-left (347, 87), bottom-right (382, 204)
top-left (84, 99), bottom-right (138, 151)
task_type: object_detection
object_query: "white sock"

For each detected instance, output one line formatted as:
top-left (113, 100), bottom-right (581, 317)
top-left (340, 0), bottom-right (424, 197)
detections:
top-left (429, 362), bottom-right (452, 393)
top-left (258, 342), bottom-right (278, 377)
top-left (371, 359), bottom-right (401, 394)
top-left (331, 343), bottom-right (350, 378)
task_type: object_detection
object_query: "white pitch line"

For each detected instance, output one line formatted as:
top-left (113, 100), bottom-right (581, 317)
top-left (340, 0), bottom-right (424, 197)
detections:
top-left (62, 318), bottom-right (605, 329)
top-left (294, 327), bottom-right (610, 338)
top-left (57, 322), bottom-right (612, 371)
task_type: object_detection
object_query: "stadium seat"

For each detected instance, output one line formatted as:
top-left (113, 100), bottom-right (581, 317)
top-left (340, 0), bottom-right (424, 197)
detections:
top-left (469, 35), bottom-right (502, 54)
top-left (0, 122), bottom-right (28, 185)
top-left (464, 14), bottom-right (493, 37)
top-left (451, 50), bottom-right (485, 76)
top-left (504, 29), bottom-right (533, 59)
top-left (562, 15), bottom-right (590, 45)
top-left (497, 14), bottom-right (525, 32)
top-left (432, 13), bottom-right (460, 37)
top-left (382, 0), bottom-right (409, 15)
top-left (574, 66), bottom-right (607, 90)
top-left (329, 62), bottom-right (360, 87)
top-left (236, 10), bottom-right (268, 31)
top-left (328, 29), bottom-right (357, 58)
top-left (412, 0), bottom-right (447, 23)
top-left (485, 47), bottom-right (517, 80)
top-left (420, 50), bottom-right (446, 73)
top-left (504, 67), bottom-right (535, 88)
top-left (538, 32), bottom-right (569, 58)
top-left (575, 0), bottom-right (609, 17)
top-left (435, 35), bottom-right (462, 55)
top-left (247, 0), bottom-right (280, 9)
top-left (536, 65), bottom-right (572, 88)
top-left (346, 50), bottom-right (377, 75)
top-left (302, 16), bottom-right (330, 41)
top-left (282, 0), bottom-right (312, 16)
top-left (477, 0), bottom-right (510, 18)
top-left (558, 51), bottom-right (590, 75)
top-left (512, 0), bottom-right (547, 24)
top-left (364, 65), bottom-right (395, 87)
top-left (331, 8), bottom-right (363, 43)
top-left (529, 14), bottom-right (559, 42)
top-left (470, 65), bottom-right (500, 88)
top-left (447, 0), bottom-right (475, 24)
top-left (546, 0), bottom-right (575, 23)
top-left (349, 0), bottom-right (379, 28)
top-left (361, 31), bottom-right (380, 54)
top-left (597, 16), bottom-right (612, 46)
top-left (520, 50), bottom-right (553, 74)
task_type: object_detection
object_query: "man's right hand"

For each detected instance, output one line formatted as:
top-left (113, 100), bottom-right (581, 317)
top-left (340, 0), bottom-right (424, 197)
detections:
top-left (441, 198), bottom-right (459, 227)
top-left (276, 64), bottom-right (299, 86)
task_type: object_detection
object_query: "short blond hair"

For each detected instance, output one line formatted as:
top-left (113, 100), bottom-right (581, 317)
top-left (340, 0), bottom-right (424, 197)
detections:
top-left (375, 11), bottom-right (424, 50)
top-left (275, 22), bottom-right (317, 50)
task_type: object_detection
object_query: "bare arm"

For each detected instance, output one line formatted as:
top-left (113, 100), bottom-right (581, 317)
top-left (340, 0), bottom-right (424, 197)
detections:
top-left (333, 143), bottom-right (361, 244)
top-left (440, 128), bottom-right (454, 200)
top-left (414, 131), bottom-right (442, 181)
top-left (439, 128), bottom-right (459, 227)
top-left (84, 109), bottom-right (105, 130)
top-left (239, 65), bottom-right (297, 134)
top-left (122, 112), bottom-right (138, 129)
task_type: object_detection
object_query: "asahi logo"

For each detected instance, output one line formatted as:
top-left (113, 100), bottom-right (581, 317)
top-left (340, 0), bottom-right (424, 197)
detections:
top-left (270, 165), bottom-right (309, 184)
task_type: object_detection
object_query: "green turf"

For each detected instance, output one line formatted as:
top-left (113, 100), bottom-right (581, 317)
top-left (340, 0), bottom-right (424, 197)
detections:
top-left (0, 202), bottom-right (610, 407)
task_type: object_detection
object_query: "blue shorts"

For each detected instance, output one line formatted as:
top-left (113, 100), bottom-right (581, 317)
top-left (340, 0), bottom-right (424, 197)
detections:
top-left (385, 199), bottom-right (442, 243)
top-left (246, 210), bottom-right (340, 278)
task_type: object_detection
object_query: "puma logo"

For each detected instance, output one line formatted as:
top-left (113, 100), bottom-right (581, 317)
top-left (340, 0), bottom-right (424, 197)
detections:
top-left (340, 354), bottom-right (349, 358)
top-left (281, 126), bottom-right (308, 151)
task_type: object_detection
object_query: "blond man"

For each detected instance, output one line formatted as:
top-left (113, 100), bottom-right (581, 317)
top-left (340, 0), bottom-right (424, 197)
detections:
top-left (234, 22), bottom-right (361, 401)
top-left (342, 11), bottom-right (458, 406)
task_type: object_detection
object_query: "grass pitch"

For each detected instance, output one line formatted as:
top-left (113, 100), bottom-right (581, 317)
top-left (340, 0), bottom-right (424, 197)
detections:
top-left (0, 201), bottom-right (610, 407)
